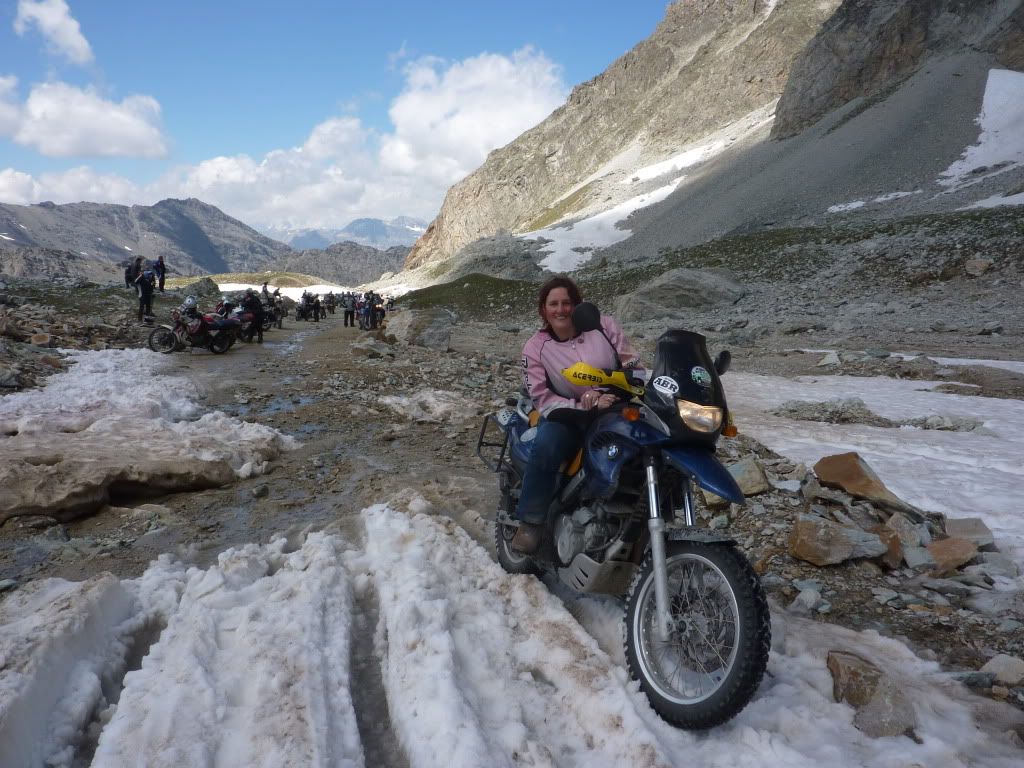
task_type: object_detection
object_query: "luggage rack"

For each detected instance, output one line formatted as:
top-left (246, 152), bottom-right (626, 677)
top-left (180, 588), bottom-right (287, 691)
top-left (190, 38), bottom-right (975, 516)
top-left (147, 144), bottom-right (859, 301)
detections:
top-left (475, 407), bottom-right (515, 472)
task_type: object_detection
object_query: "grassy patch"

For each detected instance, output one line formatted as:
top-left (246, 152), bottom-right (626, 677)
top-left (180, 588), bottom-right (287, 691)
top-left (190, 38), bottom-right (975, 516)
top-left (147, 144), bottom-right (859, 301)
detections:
top-left (521, 182), bottom-right (598, 232)
top-left (402, 273), bottom-right (538, 321)
top-left (166, 271), bottom-right (324, 289)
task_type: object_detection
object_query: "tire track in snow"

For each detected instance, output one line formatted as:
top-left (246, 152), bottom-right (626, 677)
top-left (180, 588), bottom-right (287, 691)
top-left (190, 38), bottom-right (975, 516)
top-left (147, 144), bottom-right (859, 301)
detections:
top-left (90, 534), bottom-right (364, 768)
top-left (359, 502), bottom-right (674, 768)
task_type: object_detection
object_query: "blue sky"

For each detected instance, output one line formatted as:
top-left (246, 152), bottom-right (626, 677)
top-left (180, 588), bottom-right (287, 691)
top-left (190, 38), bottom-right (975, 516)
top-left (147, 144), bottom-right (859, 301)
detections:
top-left (0, 0), bottom-right (670, 230)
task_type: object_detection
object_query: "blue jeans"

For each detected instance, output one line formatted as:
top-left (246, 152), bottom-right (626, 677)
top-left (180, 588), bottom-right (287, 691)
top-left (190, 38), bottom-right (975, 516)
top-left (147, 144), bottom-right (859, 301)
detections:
top-left (516, 419), bottom-right (581, 525)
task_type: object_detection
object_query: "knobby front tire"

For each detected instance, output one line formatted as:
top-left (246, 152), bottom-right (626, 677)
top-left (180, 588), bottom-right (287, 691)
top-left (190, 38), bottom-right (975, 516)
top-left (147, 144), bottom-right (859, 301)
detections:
top-left (624, 541), bottom-right (770, 730)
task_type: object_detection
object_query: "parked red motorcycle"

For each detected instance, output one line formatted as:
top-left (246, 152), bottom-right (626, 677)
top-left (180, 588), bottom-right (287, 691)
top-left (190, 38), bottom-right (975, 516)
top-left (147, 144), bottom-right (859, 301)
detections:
top-left (148, 297), bottom-right (236, 354)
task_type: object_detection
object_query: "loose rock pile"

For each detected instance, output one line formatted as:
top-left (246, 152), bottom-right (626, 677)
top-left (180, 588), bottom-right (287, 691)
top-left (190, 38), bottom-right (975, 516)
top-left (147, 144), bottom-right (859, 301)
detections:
top-left (704, 433), bottom-right (1024, 725)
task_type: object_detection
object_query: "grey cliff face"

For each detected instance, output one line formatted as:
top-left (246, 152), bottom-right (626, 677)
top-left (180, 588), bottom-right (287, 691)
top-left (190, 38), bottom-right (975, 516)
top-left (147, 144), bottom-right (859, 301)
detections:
top-left (404, 0), bottom-right (841, 272)
top-left (772, 0), bottom-right (1024, 139)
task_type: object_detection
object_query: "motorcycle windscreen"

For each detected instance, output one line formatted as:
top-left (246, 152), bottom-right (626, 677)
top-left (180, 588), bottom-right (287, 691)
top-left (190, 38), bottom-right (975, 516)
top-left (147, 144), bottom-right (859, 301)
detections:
top-left (662, 445), bottom-right (745, 504)
top-left (647, 330), bottom-right (724, 408)
top-left (643, 330), bottom-right (727, 446)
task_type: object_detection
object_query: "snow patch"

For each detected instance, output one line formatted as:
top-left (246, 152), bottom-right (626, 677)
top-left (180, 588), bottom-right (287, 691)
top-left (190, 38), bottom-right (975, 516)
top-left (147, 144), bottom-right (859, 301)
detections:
top-left (620, 141), bottom-right (725, 184)
top-left (524, 181), bottom-right (681, 272)
top-left (965, 190), bottom-right (1024, 210)
top-left (827, 191), bottom-right (922, 214)
top-left (360, 503), bottom-right (673, 767)
top-left (93, 534), bottom-right (363, 767)
top-left (727, 372), bottom-right (1024, 559)
top-left (0, 348), bottom-right (296, 477)
top-left (940, 69), bottom-right (1024, 189)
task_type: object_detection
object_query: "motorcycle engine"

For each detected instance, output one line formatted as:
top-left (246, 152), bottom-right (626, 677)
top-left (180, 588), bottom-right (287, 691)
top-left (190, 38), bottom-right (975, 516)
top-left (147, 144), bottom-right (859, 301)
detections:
top-left (554, 503), bottom-right (620, 565)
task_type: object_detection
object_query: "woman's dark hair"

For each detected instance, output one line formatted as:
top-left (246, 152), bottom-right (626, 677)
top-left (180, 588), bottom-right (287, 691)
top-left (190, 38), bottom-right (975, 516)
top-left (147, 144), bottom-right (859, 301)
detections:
top-left (537, 274), bottom-right (583, 328)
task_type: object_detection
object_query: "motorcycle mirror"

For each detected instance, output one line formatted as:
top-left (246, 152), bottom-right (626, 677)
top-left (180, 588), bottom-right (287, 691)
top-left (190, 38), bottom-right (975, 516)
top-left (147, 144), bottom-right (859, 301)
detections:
top-left (572, 302), bottom-right (602, 333)
top-left (714, 350), bottom-right (732, 375)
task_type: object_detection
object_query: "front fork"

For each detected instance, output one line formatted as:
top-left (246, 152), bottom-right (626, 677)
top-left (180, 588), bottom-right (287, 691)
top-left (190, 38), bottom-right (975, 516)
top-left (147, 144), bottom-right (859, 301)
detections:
top-left (645, 454), bottom-right (695, 642)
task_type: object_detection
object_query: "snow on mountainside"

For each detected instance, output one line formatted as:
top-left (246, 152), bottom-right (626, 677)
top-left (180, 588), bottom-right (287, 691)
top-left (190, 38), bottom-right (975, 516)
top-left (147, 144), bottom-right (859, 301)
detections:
top-left (399, 0), bottom-right (1024, 285)
top-left (404, 0), bottom-right (842, 273)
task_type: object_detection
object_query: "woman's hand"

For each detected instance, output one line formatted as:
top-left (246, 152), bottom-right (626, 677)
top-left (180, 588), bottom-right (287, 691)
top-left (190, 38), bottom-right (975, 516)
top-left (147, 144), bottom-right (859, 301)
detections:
top-left (580, 391), bottom-right (617, 410)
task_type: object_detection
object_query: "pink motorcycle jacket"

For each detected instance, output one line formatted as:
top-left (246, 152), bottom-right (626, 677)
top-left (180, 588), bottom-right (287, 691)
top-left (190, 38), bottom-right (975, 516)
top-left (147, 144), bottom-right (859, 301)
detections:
top-left (521, 315), bottom-right (644, 416)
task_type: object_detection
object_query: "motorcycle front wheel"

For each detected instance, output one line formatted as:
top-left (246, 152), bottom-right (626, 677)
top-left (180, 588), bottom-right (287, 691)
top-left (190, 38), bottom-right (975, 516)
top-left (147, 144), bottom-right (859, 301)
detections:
top-left (209, 332), bottom-right (232, 354)
top-left (148, 326), bottom-right (177, 354)
top-left (624, 541), bottom-right (770, 730)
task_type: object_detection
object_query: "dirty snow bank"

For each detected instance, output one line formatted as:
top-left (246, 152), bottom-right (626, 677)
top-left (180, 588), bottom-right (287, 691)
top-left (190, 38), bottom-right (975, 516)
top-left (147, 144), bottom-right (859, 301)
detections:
top-left (0, 534), bottom-right (363, 768)
top-left (0, 348), bottom-right (296, 480)
top-left (355, 501), bottom-right (1024, 767)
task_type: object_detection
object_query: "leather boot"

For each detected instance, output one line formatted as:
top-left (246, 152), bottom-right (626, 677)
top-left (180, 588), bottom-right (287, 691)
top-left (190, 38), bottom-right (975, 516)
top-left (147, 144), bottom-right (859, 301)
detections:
top-left (510, 522), bottom-right (542, 554)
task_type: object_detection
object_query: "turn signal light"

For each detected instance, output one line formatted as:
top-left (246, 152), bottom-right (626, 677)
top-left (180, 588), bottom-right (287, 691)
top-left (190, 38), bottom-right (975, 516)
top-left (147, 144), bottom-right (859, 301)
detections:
top-left (622, 406), bottom-right (641, 421)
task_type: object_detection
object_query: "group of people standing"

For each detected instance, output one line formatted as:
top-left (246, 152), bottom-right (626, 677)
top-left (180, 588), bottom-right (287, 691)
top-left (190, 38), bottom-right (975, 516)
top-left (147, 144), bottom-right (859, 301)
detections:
top-left (124, 256), bottom-right (167, 322)
top-left (339, 290), bottom-right (392, 329)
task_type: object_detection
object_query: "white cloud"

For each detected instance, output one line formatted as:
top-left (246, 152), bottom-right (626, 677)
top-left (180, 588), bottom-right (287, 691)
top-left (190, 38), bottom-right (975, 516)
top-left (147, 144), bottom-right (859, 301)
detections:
top-left (0, 166), bottom-right (141, 205)
top-left (380, 46), bottom-right (567, 186)
top-left (14, 0), bottom-right (93, 65)
top-left (13, 82), bottom-right (167, 158)
top-left (0, 47), bottom-right (568, 229)
top-left (0, 168), bottom-right (40, 204)
top-left (38, 166), bottom-right (142, 203)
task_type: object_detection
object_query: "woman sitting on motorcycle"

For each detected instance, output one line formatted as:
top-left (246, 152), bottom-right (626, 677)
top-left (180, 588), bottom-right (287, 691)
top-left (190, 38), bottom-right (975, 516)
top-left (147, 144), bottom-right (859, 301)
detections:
top-left (512, 275), bottom-right (643, 554)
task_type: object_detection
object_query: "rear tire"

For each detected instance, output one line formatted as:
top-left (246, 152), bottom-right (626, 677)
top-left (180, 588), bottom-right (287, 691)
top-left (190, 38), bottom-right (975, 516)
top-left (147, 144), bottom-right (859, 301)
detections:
top-left (148, 327), bottom-right (176, 354)
top-left (495, 523), bottom-right (542, 575)
top-left (494, 468), bottom-right (541, 575)
top-left (624, 541), bottom-right (770, 730)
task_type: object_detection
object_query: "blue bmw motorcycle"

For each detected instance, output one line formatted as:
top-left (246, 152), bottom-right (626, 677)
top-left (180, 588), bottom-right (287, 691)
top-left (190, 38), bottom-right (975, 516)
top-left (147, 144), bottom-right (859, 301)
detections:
top-left (477, 303), bottom-right (770, 729)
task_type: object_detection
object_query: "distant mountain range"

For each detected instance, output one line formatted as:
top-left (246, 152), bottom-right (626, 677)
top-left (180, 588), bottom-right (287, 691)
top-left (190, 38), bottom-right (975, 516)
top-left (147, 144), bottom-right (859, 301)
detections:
top-left (271, 242), bottom-right (409, 287)
top-left (263, 217), bottom-right (427, 250)
top-left (0, 198), bottom-right (410, 286)
top-left (0, 198), bottom-right (290, 276)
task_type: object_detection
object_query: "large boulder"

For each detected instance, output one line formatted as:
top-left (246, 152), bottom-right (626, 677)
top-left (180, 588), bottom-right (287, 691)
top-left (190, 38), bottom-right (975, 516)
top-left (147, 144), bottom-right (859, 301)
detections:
top-left (827, 651), bottom-right (918, 739)
top-left (813, 452), bottom-right (919, 515)
top-left (613, 268), bottom-right (745, 323)
top-left (386, 308), bottom-right (455, 351)
top-left (789, 514), bottom-right (888, 566)
top-left (186, 276), bottom-right (222, 299)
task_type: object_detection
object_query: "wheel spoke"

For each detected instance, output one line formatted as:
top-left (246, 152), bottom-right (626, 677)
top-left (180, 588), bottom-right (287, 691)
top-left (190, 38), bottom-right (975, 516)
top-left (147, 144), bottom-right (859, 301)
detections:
top-left (635, 550), bottom-right (743, 706)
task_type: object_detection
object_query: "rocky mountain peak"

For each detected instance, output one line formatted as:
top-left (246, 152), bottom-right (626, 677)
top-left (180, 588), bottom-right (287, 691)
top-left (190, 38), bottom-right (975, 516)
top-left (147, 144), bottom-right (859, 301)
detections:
top-left (404, 0), bottom-right (842, 272)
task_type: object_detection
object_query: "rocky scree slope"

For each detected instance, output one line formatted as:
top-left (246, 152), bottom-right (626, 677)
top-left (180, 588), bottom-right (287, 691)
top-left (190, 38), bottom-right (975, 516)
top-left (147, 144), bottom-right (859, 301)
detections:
top-left (404, 0), bottom-right (840, 273)
top-left (772, 0), bottom-right (1024, 138)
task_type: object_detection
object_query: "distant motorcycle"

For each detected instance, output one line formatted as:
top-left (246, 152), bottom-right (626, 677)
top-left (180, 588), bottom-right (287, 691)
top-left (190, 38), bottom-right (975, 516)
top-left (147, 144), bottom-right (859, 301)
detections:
top-left (296, 297), bottom-right (319, 322)
top-left (148, 298), bottom-right (235, 354)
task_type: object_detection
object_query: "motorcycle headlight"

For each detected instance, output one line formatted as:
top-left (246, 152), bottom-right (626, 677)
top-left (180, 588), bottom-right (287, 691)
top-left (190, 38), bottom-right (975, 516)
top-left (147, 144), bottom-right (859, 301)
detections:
top-left (676, 400), bottom-right (723, 433)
